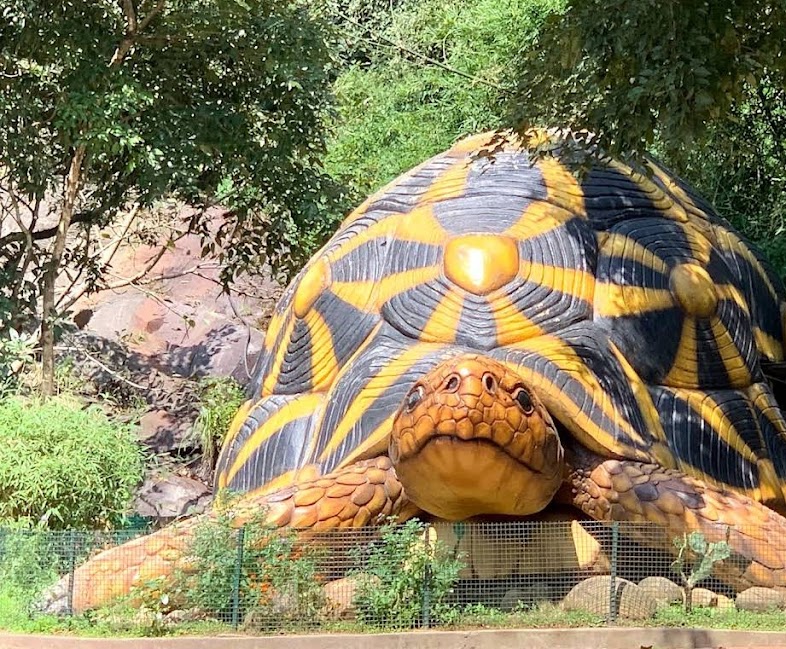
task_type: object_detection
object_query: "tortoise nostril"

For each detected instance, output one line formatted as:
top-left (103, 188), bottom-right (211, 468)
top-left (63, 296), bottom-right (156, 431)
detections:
top-left (482, 373), bottom-right (497, 394)
top-left (445, 374), bottom-right (460, 392)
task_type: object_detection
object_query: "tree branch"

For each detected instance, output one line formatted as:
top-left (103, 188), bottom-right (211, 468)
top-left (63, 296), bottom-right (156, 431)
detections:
top-left (56, 224), bottom-right (184, 315)
top-left (54, 345), bottom-right (147, 390)
top-left (110, 0), bottom-right (165, 67)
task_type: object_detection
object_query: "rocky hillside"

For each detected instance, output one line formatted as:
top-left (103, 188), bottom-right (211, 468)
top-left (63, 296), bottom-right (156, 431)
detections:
top-left (56, 208), bottom-right (283, 525)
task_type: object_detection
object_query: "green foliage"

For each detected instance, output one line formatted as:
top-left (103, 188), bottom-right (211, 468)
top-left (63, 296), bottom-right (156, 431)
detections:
top-left (350, 519), bottom-right (464, 628)
top-left (326, 0), bottom-right (557, 201)
top-left (671, 531), bottom-right (731, 612)
top-left (192, 377), bottom-right (246, 471)
top-left (0, 0), bottom-right (343, 339)
top-left (0, 329), bottom-right (36, 394)
top-left (670, 86), bottom-right (786, 276)
top-left (512, 0), bottom-right (786, 161)
top-left (652, 604), bottom-right (786, 631)
top-left (171, 508), bottom-right (324, 628)
top-left (0, 396), bottom-right (144, 528)
top-left (0, 529), bottom-right (59, 616)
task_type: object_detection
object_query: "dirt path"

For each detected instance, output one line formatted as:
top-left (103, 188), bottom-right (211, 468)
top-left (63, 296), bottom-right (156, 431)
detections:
top-left (2, 627), bottom-right (786, 649)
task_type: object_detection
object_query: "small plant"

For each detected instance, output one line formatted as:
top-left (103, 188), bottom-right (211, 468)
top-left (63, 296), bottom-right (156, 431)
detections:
top-left (125, 577), bottom-right (179, 637)
top-left (671, 530), bottom-right (731, 612)
top-left (191, 377), bottom-right (246, 476)
top-left (350, 519), bottom-right (465, 629)
top-left (0, 328), bottom-right (37, 394)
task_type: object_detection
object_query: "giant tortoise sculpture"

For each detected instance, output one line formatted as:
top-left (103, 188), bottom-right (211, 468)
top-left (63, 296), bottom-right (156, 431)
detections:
top-left (59, 131), bottom-right (786, 611)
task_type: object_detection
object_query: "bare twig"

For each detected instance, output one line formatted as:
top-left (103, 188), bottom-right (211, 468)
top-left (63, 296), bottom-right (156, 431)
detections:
top-left (57, 231), bottom-right (175, 314)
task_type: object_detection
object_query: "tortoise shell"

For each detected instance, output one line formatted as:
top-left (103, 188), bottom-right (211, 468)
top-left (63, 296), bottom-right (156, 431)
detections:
top-left (216, 132), bottom-right (786, 508)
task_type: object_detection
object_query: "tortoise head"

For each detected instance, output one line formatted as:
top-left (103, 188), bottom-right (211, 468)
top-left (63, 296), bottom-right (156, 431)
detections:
top-left (389, 355), bottom-right (565, 520)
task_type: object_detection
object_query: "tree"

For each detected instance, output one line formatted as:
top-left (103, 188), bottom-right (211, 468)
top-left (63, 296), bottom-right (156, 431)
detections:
top-left (325, 0), bottom-right (557, 202)
top-left (509, 0), bottom-right (786, 277)
top-left (511, 0), bottom-right (786, 161)
top-left (0, 0), bottom-right (342, 395)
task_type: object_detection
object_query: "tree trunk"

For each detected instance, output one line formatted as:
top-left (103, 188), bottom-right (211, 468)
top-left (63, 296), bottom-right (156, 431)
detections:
top-left (40, 145), bottom-right (86, 398)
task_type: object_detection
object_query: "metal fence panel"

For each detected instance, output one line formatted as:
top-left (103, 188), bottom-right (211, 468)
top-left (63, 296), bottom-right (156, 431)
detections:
top-left (0, 520), bottom-right (767, 633)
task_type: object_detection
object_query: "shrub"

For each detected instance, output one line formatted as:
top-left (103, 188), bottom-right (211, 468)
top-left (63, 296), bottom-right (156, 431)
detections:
top-left (671, 530), bottom-right (731, 613)
top-left (0, 396), bottom-right (144, 529)
top-left (326, 0), bottom-right (558, 201)
top-left (171, 507), bottom-right (324, 629)
top-left (350, 519), bottom-right (464, 628)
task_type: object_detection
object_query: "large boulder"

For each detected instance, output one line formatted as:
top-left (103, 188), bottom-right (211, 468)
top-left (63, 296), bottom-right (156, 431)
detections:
top-left (563, 575), bottom-right (657, 620)
top-left (690, 587), bottom-right (718, 608)
top-left (134, 474), bottom-right (212, 521)
top-left (323, 576), bottom-right (364, 620)
top-left (55, 209), bottom-right (281, 521)
top-left (736, 587), bottom-right (785, 612)
top-left (637, 576), bottom-right (683, 607)
top-left (73, 217), bottom-right (273, 385)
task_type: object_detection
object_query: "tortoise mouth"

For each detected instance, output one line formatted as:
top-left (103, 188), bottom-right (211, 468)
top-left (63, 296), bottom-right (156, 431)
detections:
top-left (392, 429), bottom-right (547, 475)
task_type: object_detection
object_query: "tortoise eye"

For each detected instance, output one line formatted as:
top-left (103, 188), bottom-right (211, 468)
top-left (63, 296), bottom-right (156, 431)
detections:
top-left (406, 385), bottom-right (425, 412)
top-left (444, 374), bottom-right (460, 392)
top-left (515, 388), bottom-right (534, 414)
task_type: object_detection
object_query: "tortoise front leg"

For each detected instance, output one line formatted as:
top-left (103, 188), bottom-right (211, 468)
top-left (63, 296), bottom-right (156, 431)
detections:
top-left (43, 457), bottom-right (417, 614)
top-left (232, 456), bottom-right (418, 530)
top-left (562, 449), bottom-right (786, 590)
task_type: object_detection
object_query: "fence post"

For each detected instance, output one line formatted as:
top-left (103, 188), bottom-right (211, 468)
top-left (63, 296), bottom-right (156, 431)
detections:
top-left (66, 529), bottom-right (77, 617)
top-left (421, 525), bottom-right (431, 629)
top-left (607, 522), bottom-right (619, 626)
top-left (231, 526), bottom-right (245, 630)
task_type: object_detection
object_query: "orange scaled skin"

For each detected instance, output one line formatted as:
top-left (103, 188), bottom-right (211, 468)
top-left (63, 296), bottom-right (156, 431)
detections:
top-left (561, 447), bottom-right (786, 591)
top-left (391, 355), bottom-right (565, 520)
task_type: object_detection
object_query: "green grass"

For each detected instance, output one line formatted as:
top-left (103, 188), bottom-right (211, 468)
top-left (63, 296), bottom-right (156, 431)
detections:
top-left (439, 602), bottom-right (605, 630)
top-left (2, 592), bottom-right (786, 637)
top-left (644, 604), bottom-right (786, 631)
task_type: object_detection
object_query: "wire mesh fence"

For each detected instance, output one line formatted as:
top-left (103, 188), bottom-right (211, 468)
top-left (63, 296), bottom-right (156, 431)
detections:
top-left (0, 517), bottom-right (776, 633)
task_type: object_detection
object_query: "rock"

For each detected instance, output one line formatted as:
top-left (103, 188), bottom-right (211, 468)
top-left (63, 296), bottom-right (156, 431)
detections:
top-left (500, 583), bottom-right (552, 612)
top-left (323, 576), bottom-right (364, 620)
top-left (137, 410), bottom-right (193, 454)
top-left (165, 608), bottom-right (205, 623)
top-left (134, 474), bottom-right (212, 521)
top-left (563, 576), bottom-right (657, 620)
top-left (75, 225), bottom-right (270, 383)
top-left (736, 587), bottom-right (785, 612)
top-left (637, 576), bottom-right (683, 607)
top-left (690, 588), bottom-right (718, 608)
top-left (715, 594), bottom-right (735, 610)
